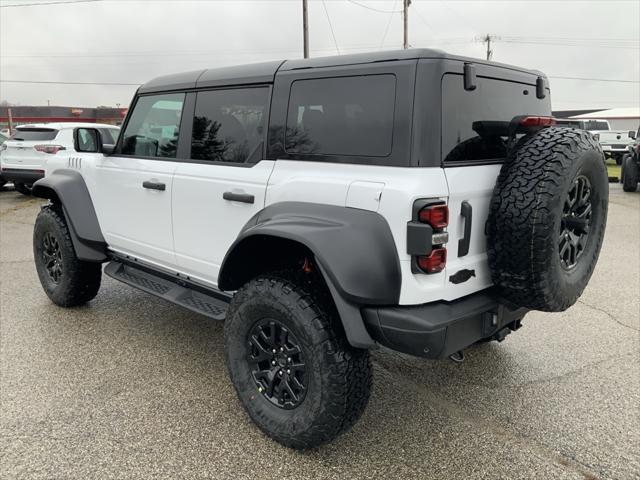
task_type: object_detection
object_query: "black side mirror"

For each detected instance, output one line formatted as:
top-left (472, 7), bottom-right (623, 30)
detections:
top-left (74, 127), bottom-right (104, 153)
top-left (629, 130), bottom-right (637, 139)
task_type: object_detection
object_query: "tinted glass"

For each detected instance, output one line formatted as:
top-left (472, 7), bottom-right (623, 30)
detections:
top-left (191, 87), bottom-right (268, 163)
top-left (121, 93), bottom-right (185, 158)
top-left (12, 128), bottom-right (58, 141)
top-left (285, 75), bottom-right (395, 157)
top-left (98, 128), bottom-right (119, 144)
top-left (442, 74), bottom-right (550, 162)
top-left (584, 120), bottom-right (609, 131)
top-left (77, 128), bottom-right (98, 151)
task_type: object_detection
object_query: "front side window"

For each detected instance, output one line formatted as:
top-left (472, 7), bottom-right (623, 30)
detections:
top-left (191, 87), bottom-right (269, 163)
top-left (121, 93), bottom-right (185, 158)
top-left (285, 75), bottom-right (396, 157)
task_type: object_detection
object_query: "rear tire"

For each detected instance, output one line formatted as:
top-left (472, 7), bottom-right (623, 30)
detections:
top-left (15, 183), bottom-right (32, 196)
top-left (622, 155), bottom-right (639, 192)
top-left (224, 274), bottom-right (372, 450)
top-left (615, 154), bottom-right (623, 166)
top-left (487, 127), bottom-right (608, 312)
top-left (33, 205), bottom-right (102, 307)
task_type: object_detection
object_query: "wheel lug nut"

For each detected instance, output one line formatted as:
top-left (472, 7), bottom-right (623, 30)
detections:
top-left (286, 369), bottom-right (291, 374)
top-left (272, 349), bottom-right (277, 354)
top-left (279, 370), bottom-right (283, 376)
top-left (271, 360), bottom-right (276, 366)
top-left (280, 347), bottom-right (284, 352)
top-left (287, 357), bottom-right (292, 363)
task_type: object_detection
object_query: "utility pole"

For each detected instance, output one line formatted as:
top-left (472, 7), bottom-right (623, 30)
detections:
top-left (302, 0), bottom-right (309, 58)
top-left (481, 34), bottom-right (499, 61)
top-left (403, 0), bottom-right (411, 50)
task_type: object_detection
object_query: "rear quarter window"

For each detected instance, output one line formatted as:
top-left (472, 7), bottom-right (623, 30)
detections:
top-left (285, 74), bottom-right (396, 158)
top-left (442, 74), bottom-right (551, 164)
top-left (11, 128), bottom-right (58, 141)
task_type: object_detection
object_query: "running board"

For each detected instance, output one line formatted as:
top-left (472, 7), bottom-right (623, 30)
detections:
top-left (104, 261), bottom-right (229, 320)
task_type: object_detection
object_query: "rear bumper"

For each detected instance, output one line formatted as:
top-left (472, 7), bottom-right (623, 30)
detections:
top-left (0, 168), bottom-right (45, 185)
top-left (362, 291), bottom-right (528, 359)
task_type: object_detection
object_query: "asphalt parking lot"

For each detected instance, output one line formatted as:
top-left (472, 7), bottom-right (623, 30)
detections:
top-left (1, 185), bottom-right (638, 480)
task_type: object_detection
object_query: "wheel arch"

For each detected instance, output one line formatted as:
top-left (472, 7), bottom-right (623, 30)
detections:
top-left (32, 169), bottom-right (107, 262)
top-left (218, 202), bottom-right (403, 348)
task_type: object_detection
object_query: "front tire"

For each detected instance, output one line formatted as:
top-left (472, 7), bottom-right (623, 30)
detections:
top-left (33, 205), bottom-right (102, 307)
top-left (224, 274), bottom-right (372, 450)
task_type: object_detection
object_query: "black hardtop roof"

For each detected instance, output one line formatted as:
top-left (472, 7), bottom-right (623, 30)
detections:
top-left (138, 48), bottom-right (545, 94)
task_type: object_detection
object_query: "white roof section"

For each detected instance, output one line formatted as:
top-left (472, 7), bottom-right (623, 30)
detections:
top-left (15, 122), bottom-right (120, 130)
top-left (571, 107), bottom-right (640, 119)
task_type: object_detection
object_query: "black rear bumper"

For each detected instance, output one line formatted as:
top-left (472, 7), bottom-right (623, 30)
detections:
top-left (362, 291), bottom-right (528, 359)
top-left (1, 168), bottom-right (45, 185)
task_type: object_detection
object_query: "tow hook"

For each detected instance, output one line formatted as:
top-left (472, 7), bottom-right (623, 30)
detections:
top-left (449, 350), bottom-right (465, 363)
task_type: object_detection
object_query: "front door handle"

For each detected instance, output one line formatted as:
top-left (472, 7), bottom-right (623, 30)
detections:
top-left (223, 191), bottom-right (255, 204)
top-left (142, 180), bottom-right (166, 191)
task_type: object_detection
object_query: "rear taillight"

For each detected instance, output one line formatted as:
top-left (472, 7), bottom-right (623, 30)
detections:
top-left (417, 247), bottom-right (447, 274)
top-left (34, 145), bottom-right (65, 154)
top-left (418, 204), bottom-right (449, 230)
top-left (409, 201), bottom-right (449, 275)
top-left (519, 116), bottom-right (556, 128)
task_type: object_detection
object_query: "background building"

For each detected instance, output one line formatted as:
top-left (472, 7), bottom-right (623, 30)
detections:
top-left (0, 106), bottom-right (127, 131)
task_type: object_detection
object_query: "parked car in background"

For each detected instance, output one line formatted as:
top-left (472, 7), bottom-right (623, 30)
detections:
top-left (0, 123), bottom-right (120, 195)
top-left (556, 118), bottom-right (610, 133)
top-left (0, 132), bottom-right (8, 188)
top-left (595, 129), bottom-right (637, 165)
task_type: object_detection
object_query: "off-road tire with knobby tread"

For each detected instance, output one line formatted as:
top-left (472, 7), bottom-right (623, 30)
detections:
top-left (224, 273), bottom-right (372, 450)
top-left (487, 127), bottom-right (608, 312)
top-left (622, 154), bottom-right (639, 192)
top-left (33, 205), bottom-right (102, 307)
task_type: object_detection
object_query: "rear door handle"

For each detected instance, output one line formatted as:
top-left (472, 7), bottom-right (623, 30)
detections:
top-left (458, 201), bottom-right (472, 257)
top-left (142, 181), bottom-right (166, 191)
top-left (223, 191), bottom-right (255, 204)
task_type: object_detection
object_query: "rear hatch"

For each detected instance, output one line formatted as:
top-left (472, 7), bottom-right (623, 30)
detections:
top-left (2, 127), bottom-right (59, 169)
top-left (442, 71), bottom-right (551, 299)
top-left (598, 131), bottom-right (632, 149)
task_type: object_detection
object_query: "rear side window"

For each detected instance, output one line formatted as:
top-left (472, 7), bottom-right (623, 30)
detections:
top-left (12, 128), bottom-right (58, 141)
top-left (191, 87), bottom-right (269, 163)
top-left (285, 75), bottom-right (395, 157)
top-left (121, 93), bottom-right (185, 158)
top-left (442, 74), bottom-right (550, 163)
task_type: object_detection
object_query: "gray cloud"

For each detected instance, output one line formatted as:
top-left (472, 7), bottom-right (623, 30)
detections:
top-left (1, 0), bottom-right (638, 110)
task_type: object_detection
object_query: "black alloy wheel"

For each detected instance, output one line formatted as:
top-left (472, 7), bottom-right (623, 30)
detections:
top-left (559, 175), bottom-right (592, 270)
top-left (248, 318), bottom-right (307, 409)
top-left (42, 232), bottom-right (63, 283)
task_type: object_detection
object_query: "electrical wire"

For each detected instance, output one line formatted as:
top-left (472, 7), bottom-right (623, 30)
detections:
top-left (0, 0), bottom-right (103, 7)
top-left (1, 79), bottom-right (140, 85)
top-left (346, 0), bottom-right (402, 14)
top-left (321, 0), bottom-right (340, 55)
top-left (380, 0), bottom-right (398, 48)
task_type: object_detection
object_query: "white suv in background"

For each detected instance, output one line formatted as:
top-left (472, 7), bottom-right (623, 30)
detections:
top-left (0, 123), bottom-right (120, 195)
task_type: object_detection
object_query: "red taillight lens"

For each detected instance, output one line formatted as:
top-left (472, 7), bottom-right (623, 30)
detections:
top-left (417, 248), bottom-right (447, 274)
top-left (519, 116), bottom-right (556, 128)
top-left (34, 145), bottom-right (65, 154)
top-left (418, 204), bottom-right (449, 229)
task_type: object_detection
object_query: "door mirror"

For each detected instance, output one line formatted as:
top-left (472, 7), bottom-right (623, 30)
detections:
top-left (74, 127), bottom-right (114, 154)
top-left (629, 130), bottom-right (637, 139)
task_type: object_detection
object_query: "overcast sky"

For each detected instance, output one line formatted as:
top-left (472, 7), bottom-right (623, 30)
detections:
top-left (0, 0), bottom-right (638, 110)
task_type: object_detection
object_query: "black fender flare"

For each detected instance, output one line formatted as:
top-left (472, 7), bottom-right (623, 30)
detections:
top-left (218, 202), bottom-right (402, 348)
top-left (32, 170), bottom-right (107, 262)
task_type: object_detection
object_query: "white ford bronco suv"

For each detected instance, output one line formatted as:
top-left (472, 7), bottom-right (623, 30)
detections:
top-left (31, 49), bottom-right (608, 449)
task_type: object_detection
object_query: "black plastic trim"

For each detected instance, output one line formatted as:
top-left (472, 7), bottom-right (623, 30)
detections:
top-left (457, 200), bottom-right (472, 257)
top-left (31, 169), bottom-right (107, 262)
top-left (0, 168), bottom-right (44, 184)
top-left (363, 291), bottom-right (528, 358)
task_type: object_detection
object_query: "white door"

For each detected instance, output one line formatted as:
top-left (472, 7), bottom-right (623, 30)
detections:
top-left (172, 87), bottom-right (274, 286)
top-left (87, 92), bottom-right (186, 268)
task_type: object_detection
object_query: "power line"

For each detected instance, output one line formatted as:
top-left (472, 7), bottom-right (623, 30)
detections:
top-left (1, 79), bottom-right (140, 86)
top-left (346, 0), bottom-right (402, 14)
top-left (0, 0), bottom-right (103, 7)
top-left (380, 0), bottom-right (398, 48)
top-left (549, 76), bottom-right (639, 84)
top-left (321, 0), bottom-right (340, 54)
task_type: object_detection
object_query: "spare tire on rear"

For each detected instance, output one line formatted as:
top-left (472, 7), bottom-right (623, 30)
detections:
top-left (487, 127), bottom-right (608, 312)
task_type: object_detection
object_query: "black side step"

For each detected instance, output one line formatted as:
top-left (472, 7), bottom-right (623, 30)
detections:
top-left (104, 261), bottom-right (229, 320)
